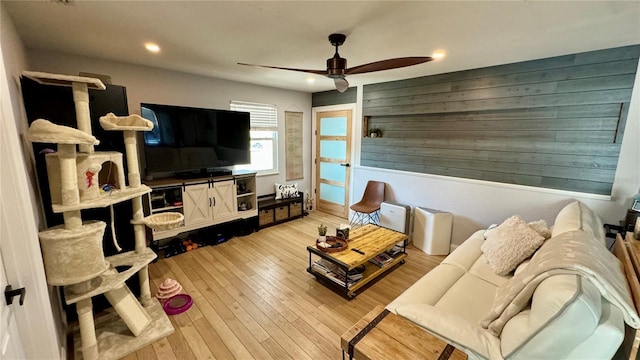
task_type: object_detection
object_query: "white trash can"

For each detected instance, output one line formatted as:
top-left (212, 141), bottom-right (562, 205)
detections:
top-left (413, 207), bottom-right (453, 255)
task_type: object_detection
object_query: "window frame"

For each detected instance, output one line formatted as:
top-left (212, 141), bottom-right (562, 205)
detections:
top-left (230, 101), bottom-right (279, 176)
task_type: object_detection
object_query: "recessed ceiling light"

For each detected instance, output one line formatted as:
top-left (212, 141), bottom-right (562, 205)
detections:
top-left (306, 77), bottom-right (315, 83)
top-left (145, 43), bottom-right (160, 53)
top-left (432, 52), bottom-right (445, 60)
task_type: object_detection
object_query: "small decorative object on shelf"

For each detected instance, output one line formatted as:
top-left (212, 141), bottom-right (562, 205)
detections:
top-left (368, 128), bottom-right (382, 138)
top-left (316, 236), bottom-right (348, 253)
top-left (337, 223), bottom-right (351, 240)
top-left (318, 223), bottom-right (328, 241)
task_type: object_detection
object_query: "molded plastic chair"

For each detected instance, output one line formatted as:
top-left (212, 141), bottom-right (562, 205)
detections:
top-left (350, 181), bottom-right (385, 227)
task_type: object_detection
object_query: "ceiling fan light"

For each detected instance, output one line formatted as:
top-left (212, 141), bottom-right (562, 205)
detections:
top-left (334, 77), bottom-right (349, 93)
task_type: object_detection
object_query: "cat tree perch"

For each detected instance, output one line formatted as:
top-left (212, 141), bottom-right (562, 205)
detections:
top-left (24, 71), bottom-right (179, 360)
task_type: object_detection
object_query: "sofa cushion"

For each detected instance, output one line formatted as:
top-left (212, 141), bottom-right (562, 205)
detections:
top-left (387, 263), bottom-right (466, 311)
top-left (442, 230), bottom-right (485, 271)
top-left (481, 215), bottom-right (545, 276)
top-left (434, 273), bottom-right (499, 323)
top-left (468, 256), bottom-right (511, 287)
top-left (551, 201), bottom-right (605, 244)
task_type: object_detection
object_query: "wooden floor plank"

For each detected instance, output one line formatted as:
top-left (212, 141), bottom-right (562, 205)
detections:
top-left (151, 337), bottom-right (178, 360)
top-left (164, 321), bottom-right (197, 360)
top-left (177, 321), bottom-right (216, 360)
top-left (136, 211), bottom-right (443, 360)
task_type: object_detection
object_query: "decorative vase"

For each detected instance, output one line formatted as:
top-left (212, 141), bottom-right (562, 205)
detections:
top-left (370, 132), bottom-right (378, 138)
top-left (318, 235), bottom-right (326, 242)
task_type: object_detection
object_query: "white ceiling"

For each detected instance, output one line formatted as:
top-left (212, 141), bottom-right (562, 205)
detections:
top-left (4, 1), bottom-right (640, 93)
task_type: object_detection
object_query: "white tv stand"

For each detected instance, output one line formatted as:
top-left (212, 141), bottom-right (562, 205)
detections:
top-left (144, 171), bottom-right (258, 241)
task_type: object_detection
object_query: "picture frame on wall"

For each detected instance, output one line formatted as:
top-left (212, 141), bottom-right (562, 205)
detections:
top-left (632, 199), bottom-right (640, 212)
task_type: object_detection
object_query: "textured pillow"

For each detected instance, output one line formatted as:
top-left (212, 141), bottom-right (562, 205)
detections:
top-left (275, 183), bottom-right (298, 200)
top-left (481, 215), bottom-right (545, 276)
top-left (484, 220), bottom-right (551, 240)
top-left (527, 219), bottom-right (552, 239)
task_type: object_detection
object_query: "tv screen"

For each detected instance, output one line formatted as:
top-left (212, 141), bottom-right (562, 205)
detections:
top-left (141, 103), bottom-right (250, 177)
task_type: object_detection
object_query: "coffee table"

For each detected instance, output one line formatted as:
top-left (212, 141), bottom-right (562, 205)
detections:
top-left (341, 305), bottom-right (468, 360)
top-left (306, 224), bottom-right (408, 298)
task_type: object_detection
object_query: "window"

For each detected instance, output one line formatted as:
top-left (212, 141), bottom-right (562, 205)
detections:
top-left (230, 101), bottom-right (278, 175)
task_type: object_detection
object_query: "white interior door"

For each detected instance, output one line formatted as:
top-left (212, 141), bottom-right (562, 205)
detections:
top-left (0, 42), bottom-right (60, 359)
top-left (315, 110), bottom-right (352, 219)
top-left (0, 232), bottom-right (26, 360)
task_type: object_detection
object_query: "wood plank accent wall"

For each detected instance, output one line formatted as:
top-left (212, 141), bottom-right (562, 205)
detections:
top-left (312, 87), bottom-right (357, 107)
top-left (361, 45), bottom-right (640, 195)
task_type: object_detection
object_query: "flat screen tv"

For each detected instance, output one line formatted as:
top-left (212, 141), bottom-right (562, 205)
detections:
top-left (141, 103), bottom-right (250, 178)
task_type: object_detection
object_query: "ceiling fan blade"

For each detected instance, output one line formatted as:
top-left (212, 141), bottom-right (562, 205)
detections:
top-left (334, 77), bottom-right (349, 93)
top-left (344, 57), bottom-right (433, 75)
top-left (238, 63), bottom-right (326, 75)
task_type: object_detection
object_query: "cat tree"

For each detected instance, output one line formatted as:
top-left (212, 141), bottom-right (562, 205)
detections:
top-left (24, 71), bottom-right (179, 360)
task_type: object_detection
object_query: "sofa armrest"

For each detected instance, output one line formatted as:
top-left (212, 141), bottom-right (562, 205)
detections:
top-left (395, 303), bottom-right (503, 360)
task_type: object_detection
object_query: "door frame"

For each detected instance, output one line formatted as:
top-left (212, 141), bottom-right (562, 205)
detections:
top-left (311, 103), bottom-right (357, 218)
top-left (0, 43), bottom-right (61, 359)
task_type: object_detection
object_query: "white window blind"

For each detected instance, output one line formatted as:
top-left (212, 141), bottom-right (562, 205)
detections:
top-left (230, 100), bottom-right (279, 175)
top-left (230, 101), bottom-right (278, 129)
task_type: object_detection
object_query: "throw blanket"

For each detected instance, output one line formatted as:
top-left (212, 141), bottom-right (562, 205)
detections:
top-left (481, 230), bottom-right (640, 336)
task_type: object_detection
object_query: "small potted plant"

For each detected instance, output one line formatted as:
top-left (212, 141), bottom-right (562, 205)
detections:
top-left (317, 223), bottom-right (328, 241)
top-left (369, 128), bottom-right (382, 138)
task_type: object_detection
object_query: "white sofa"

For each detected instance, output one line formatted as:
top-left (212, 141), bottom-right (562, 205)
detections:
top-left (387, 201), bottom-right (634, 360)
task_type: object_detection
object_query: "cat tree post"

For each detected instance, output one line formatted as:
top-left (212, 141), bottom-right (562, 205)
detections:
top-left (123, 129), bottom-right (152, 304)
top-left (72, 82), bottom-right (94, 154)
top-left (57, 144), bottom-right (80, 206)
top-left (77, 298), bottom-right (99, 360)
top-left (99, 115), bottom-right (167, 310)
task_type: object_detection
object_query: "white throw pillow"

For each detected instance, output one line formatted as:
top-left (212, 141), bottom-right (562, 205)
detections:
top-left (484, 220), bottom-right (551, 240)
top-left (527, 219), bottom-right (551, 239)
top-left (481, 215), bottom-right (545, 276)
top-left (275, 183), bottom-right (298, 200)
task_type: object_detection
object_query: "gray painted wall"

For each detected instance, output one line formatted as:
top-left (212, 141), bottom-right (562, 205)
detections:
top-left (312, 87), bottom-right (357, 107)
top-left (361, 45), bottom-right (640, 195)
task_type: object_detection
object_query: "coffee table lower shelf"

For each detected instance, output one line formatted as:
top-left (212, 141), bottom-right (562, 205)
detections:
top-left (307, 253), bottom-right (406, 298)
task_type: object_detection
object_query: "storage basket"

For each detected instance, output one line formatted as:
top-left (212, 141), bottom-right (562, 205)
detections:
top-left (133, 212), bottom-right (184, 231)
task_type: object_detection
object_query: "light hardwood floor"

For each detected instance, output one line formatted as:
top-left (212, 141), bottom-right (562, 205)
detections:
top-left (121, 211), bottom-right (445, 360)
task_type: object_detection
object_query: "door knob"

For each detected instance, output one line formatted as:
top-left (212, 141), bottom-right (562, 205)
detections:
top-left (5, 285), bottom-right (26, 306)
top-left (340, 163), bottom-right (350, 167)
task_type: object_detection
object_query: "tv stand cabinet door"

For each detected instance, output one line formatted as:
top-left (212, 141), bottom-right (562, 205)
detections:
top-left (183, 183), bottom-right (213, 226)
top-left (211, 180), bottom-right (237, 220)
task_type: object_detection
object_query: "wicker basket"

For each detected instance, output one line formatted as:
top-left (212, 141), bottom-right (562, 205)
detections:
top-left (316, 236), bottom-right (348, 253)
top-left (133, 212), bottom-right (184, 231)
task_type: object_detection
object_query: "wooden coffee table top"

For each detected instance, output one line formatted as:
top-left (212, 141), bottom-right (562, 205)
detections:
top-left (341, 305), bottom-right (467, 360)
top-left (307, 224), bottom-right (407, 270)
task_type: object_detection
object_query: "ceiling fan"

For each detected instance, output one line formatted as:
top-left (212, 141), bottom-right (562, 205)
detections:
top-left (238, 33), bottom-right (434, 92)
